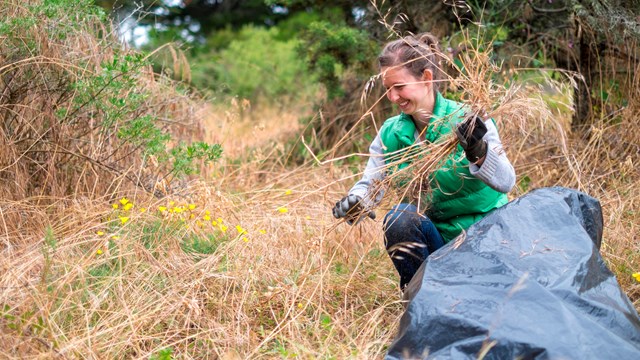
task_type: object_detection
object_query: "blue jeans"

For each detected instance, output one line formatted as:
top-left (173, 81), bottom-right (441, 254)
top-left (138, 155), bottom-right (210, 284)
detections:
top-left (383, 203), bottom-right (445, 288)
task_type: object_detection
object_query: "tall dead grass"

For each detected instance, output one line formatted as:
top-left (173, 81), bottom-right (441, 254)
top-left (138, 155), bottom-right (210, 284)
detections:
top-left (0, 165), bottom-right (404, 358)
top-left (0, 0), bottom-right (204, 205)
top-left (0, 1), bottom-right (638, 359)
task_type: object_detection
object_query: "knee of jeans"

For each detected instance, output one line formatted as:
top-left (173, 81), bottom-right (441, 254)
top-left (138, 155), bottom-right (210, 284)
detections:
top-left (383, 205), bottom-right (420, 242)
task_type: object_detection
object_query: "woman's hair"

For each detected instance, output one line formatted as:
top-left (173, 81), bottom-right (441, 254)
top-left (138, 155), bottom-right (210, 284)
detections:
top-left (378, 32), bottom-right (443, 91)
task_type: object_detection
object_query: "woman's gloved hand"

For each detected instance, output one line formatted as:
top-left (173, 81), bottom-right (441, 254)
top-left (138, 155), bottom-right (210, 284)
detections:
top-left (332, 194), bottom-right (376, 225)
top-left (456, 116), bottom-right (488, 163)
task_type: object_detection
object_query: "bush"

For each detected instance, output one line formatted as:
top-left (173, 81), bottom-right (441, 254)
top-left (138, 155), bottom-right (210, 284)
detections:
top-left (190, 25), bottom-right (318, 103)
top-left (0, 0), bottom-right (221, 201)
top-left (295, 21), bottom-right (381, 157)
top-left (300, 21), bottom-right (378, 99)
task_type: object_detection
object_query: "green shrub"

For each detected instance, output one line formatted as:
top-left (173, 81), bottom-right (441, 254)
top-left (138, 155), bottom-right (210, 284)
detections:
top-left (299, 21), bottom-right (377, 99)
top-left (191, 25), bottom-right (318, 103)
top-left (0, 0), bottom-right (221, 199)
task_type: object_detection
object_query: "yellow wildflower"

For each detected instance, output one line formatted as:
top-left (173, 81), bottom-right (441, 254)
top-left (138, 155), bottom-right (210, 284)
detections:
top-left (219, 224), bottom-right (228, 233)
top-left (633, 273), bottom-right (640, 283)
top-left (119, 197), bottom-right (129, 206)
top-left (123, 203), bottom-right (133, 211)
top-left (217, 217), bottom-right (223, 223)
top-left (96, 231), bottom-right (105, 236)
top-left (297, 303), bottom-right (303, 309)
top-left (188, 203), bottom-right (196, 210)
top-left (259, 229), bottom-right (266, 235)
top-left (139, 208), bottom-right (147, 213)
top-left (211, 221), bottom-right (218, 226)
top-left (277, 207), bottom-right (288, 213)
top-left (96, 249), bottom-right (103, 255)
top-left (112, 203), bottom-right (119, 210)
top-left (111, 235), bottom-right (120, 240)
top-left (236, 225), bottom-right (247, 235)
top-left (242, 237), bottom-right (249, 243)
top-left (119, 216), bottom-right (129, 225)
top-left (305, 216), bottom-right (311, 220)
top-left (196, 220), bottom-right (203, 228)
top-left (190, 214), bottom-right (195, 219)
top-left (205, 210), bottom-right (211, 215)
top-left (203, 215), bottom-right (211, 221)
top-left (169, 201), bottom-right (175, 206)
top-left (285, 189), bottom-right (292, 195)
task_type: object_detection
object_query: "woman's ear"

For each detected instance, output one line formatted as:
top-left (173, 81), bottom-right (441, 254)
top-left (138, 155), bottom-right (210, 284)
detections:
top-left (422, 69), bottom-right (433, 82)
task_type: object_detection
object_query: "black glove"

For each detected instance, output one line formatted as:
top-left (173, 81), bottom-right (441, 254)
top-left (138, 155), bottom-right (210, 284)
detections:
top-left (332, 194), bottom-right (376, 225)
top-left (456, 116), bottom-right (488, 163)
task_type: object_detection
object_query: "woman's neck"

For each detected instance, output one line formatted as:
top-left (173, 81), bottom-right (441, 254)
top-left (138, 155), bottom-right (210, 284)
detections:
top-left (410, 92), bottom-right (436, 133)
top-left (411, 112), bottom-right (432, 134)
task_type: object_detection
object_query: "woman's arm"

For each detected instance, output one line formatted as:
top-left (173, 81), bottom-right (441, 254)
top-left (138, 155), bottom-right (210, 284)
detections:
top-left (468, 119), bottom-right (516, 193)
top-left (348, 134), bottom-right (388, 207)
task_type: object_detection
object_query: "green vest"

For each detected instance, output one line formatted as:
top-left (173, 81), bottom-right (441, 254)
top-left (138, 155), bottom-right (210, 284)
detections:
top-left (379, 92), bottom-right (508, 242)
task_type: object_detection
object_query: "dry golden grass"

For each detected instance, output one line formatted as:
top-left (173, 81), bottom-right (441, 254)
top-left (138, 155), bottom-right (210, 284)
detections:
top-left (201, 99), bottom-right (305, 160)
top-left (1, 1), bottom-right (639, 359)
top-left (0, 0), bottom-right (205, 211)
top-left (0, 156), bottom-right (406, 358)
top-left (2, 91), bottom-right (638, 358)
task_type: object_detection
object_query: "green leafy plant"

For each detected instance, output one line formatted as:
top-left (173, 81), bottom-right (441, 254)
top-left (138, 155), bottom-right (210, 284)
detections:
top-left (181, 233), bottom-right (227, 259)
top-left (191, 25), bottom-right (317, 103)
top-left (1, 305), bottom-right (50, 340)
top-left (300, 21), bottom-right (377, 99)
top-left (170, 142), bottom-right (224, 176)
top-left (150, 347), bottom-right (174, 360)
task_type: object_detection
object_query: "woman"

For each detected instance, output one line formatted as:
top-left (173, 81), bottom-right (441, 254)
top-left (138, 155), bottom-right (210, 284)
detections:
top-left (332, 33), bottom-right (516, 288)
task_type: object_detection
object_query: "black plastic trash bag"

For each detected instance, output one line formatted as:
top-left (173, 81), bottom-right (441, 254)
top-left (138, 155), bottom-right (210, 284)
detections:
top-left (387, 187), bottom-right (640, 359)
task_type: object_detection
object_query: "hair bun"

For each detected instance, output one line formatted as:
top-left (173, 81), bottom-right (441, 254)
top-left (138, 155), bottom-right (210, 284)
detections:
top-left (417, 33), bottom-right (440, 51)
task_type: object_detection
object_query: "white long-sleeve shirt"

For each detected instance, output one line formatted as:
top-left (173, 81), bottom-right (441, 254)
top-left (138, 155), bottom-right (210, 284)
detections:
top-left (348, 119), bottom-right (516, 207)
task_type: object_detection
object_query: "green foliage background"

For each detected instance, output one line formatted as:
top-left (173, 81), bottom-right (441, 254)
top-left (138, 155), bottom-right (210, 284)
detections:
top-left (190, 25), bottom-right (318, 103)
top-left (106, 0), bottom-right (640, 133)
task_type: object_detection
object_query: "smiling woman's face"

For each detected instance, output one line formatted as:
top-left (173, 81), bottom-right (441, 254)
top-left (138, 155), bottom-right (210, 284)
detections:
top-left (382, 66), bottom-right (435, 123)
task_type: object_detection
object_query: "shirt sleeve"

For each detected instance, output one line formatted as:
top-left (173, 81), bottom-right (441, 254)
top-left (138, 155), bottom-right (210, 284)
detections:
top-left (348, 134), bottom-right (387, 208)
top-left (468, 119), bottom-right (516, 193)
